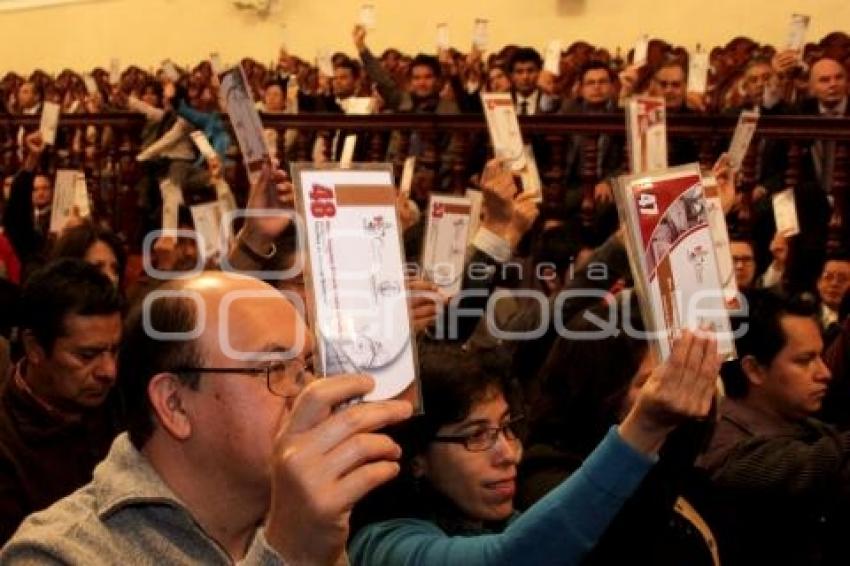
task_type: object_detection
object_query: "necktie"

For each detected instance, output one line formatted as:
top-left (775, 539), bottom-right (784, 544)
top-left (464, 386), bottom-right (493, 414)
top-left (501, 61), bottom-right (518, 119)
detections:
top-left (519, 100), bottom-right (528, 116)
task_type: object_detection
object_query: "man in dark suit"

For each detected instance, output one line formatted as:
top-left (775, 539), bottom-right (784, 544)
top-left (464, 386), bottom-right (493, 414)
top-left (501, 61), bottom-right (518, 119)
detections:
top-left (798, 57), bottom-right (849, 193)
top-left (508, 47), bottom-right (559, 116)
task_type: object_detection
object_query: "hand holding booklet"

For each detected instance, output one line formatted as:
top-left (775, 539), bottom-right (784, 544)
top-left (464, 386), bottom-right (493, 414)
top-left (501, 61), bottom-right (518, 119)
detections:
top-left (727, 109), bottom-right (759, 171)
top-left (614, 163), bottom-right (736, 361)
top-left (421, 194), bottom-right (473, 298)
top-left (219, 66), bottom-right (269, 183)
top-left (50, 170), bottom-right (91, 233)
top-left (481, 92), bottom-right (527, 171)
top-left (291, 163), bottom-right (421, 410)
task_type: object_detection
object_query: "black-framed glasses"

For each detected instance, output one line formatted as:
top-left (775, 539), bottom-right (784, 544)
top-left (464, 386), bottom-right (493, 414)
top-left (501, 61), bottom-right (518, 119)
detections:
top-left (432, 415), bottom-right (525, 452)
top-left (174, 359), bottom-right (310, 398)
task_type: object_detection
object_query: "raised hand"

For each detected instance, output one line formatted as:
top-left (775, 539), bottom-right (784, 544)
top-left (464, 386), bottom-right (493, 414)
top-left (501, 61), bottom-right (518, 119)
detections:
top-left (619, 330), bottom-right (721, 455)
top-left (265, 375), bottom-right (412, 566)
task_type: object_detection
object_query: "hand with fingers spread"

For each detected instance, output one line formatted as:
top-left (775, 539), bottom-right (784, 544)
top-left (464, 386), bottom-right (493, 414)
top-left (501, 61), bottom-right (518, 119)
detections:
top-left (619, 330), bottom-right (721, 455)
top-left (265, 375), bottom-right (413, 566)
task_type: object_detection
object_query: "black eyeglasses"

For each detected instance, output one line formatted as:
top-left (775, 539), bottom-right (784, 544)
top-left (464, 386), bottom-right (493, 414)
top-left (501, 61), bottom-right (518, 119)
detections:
top-left (174, 359), bottom-right (310, 398)
top-left (432, 415), bottom-right (525, 452)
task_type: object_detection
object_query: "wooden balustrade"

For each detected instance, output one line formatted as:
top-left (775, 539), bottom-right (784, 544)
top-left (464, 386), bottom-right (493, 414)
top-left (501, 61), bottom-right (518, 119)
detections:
top-left (1, 112), bottom-right (850, 251)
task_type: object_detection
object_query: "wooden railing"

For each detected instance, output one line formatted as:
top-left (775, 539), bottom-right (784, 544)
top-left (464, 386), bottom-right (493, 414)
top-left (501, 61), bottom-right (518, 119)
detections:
top-left (1, 112), bottom-right (849, 251)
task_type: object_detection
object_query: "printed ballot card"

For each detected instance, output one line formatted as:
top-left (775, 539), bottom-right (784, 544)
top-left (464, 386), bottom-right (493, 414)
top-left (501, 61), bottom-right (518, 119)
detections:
top-left (421, 194), bottom-right (472, 298)
top-left (727, 109), bottom-right (759, 171)
top-left (399, 156), bottom-right (416, 198)
top-left (291, 163), bottom-right (420, 411)
top-left (50, 170), bottom-right (91, 233)
top-left (472, 18), bottom-right (489, 50)
top-left (772, 188), bottom-right (800, 237)
top-left (702, 175), bottom-right (739, 307)
top-left (633, 34), bottom-right (649, 67)
top-left (436, 23), bottom-right (450, 51)
top-left (786, 14), bottom-right (810, 53)
top-left (39, 101), bottom-right (60, 146)
top-left (481, 92), bottom-right (527, 171)
top-left (615, 164), bottom-right (735, 361)
top-left (543, 40), bottom-right (562, 76)
top-left (626, 96), bottom-right (668, 175)
top-left (359, 4), bottom-right (376, 30)
top-left (190, 201), bottom-right (228, 263)
top-left (687, 48), bottom-right (709, 94)
top-left (220, 66), bottom-right (269, 182)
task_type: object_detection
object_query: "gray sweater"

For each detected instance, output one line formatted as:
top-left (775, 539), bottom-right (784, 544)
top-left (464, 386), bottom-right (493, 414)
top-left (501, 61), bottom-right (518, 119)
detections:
top-left (0, 434), bottom-right (285, 565)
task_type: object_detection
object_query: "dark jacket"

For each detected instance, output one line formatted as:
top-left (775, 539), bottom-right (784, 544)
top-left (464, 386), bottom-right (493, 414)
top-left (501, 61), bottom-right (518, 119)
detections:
top-left (698, 397), bottom-right (850, 566)
top-left (0, 364), bottom-right (123, 543)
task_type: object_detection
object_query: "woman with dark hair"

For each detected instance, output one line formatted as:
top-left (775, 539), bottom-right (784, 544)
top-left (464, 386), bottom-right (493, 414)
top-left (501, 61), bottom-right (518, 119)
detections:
top-left (349, 332), bottom-right (720, 565)
top-left (50, 221), bottom-right (125, 287)
top-left (520, 294), bottom-right (719, 565)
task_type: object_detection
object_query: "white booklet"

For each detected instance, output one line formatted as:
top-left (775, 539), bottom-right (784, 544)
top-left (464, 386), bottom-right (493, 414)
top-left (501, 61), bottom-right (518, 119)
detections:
top-left (543, 40), bottom-right (562, 75)
top-left (626, 95), bottom-right (668, 174)
top-left (614, 163), bottom-right (736, 361)
top-left (399, 156), bottom-right (416, 198)
top-left (49, 170), bottom-right (91, 233)
top-left (291, 163), bottom-right (420, 410)
top-left (472, 18), bottom-right (489, 50)
top-left (702, 175), bottom-right (739, 307)
top-left (39, 101), bottom-right (61, 146)
top-left (687, 48), bottom-right (709, 94)
top-left (436, 23), bottom-right (450, 51)
top-left (339, 135), bottom-right (357, 168)
top-left (727, 109), bottom-right (760, 171)
top-left (190, 201), bottom-right (227, 263)
top-left (341, 97), bottom-right (374, 115)
top-left (359, 3), bottom-right (376, 30)
top-left (83, 74), bottom-right (99, 96)
top-left (421, 194), bottom-right (473, 298)
top-left (220, 66), bottom-right (269, 183)
top-left (481, 92), bottom-right (527, 171)
top-left (786, 14), bottom-right (810, 53)
top-left (772, 188), bottom-right (800, 237)
top-left (465, 188), bottom-right (483, 245)
top-left (633, 34), bottom-right (649, 67)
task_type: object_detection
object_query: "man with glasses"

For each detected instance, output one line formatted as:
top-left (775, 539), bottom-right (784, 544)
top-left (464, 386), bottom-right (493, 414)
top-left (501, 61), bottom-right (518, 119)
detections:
top-left (2, 270), bottom-right (413, 565)
top-left (817, 254), bottom-right (850, 343)
top-left (0, 259), bottom-right (123, 543)
top-left (729, 237), bottom-right (758, 291)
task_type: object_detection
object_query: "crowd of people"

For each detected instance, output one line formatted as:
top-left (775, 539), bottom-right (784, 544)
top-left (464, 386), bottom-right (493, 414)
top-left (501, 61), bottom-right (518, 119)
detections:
top-left (0, 24), bottom-right (848, 566)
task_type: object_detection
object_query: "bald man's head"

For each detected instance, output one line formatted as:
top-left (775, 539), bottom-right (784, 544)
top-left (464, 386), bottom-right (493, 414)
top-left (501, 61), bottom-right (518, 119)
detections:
top-left (120, 272), bottom-right (308, 448)
top-left (810, 58), bottom-right (848, 109)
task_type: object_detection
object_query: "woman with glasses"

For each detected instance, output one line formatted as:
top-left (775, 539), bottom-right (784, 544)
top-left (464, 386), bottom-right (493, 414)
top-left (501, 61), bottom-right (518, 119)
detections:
top-left (349, 334), bottom-right (721, 565)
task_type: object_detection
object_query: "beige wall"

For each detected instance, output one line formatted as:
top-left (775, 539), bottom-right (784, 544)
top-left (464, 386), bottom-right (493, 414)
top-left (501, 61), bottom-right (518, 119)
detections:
top-left (1, 0), bottom-right (848, 74)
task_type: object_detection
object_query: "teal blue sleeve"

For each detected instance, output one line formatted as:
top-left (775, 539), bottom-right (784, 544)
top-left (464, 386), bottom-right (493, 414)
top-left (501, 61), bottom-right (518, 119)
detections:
top-left (349, 426), bottom-right (655, 566)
